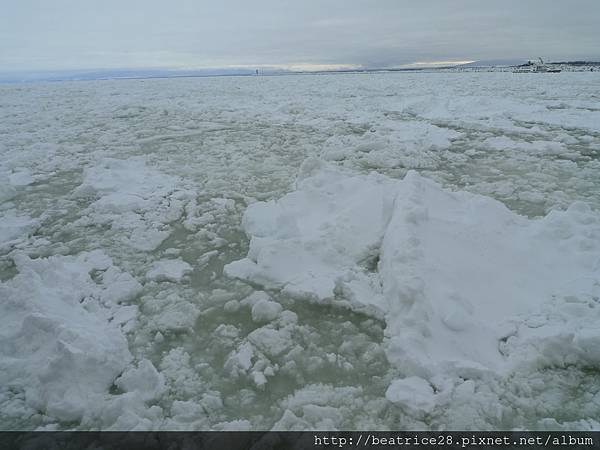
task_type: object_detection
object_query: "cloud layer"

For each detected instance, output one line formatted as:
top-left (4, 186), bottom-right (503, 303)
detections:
top-left (1, 0), bottom-right (599, 71)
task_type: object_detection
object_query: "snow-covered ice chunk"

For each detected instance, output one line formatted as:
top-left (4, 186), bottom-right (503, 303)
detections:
top-left (72, 157), bottom-right (185, 251)
top-left (225, 342), bottom-right (255, 375)
top-left (8, 169), bottom-right (35, 187)
top-left (74, 157), bottom-right (176, 199)
top-left (321, 120), bottom-right (461, 170)
top-left (483, 136), bottom-right (566, 155)
top-left (247, 326), bottom-right (293, 358)
top-left (251, 298), bottom-right (283, 323)
top-left (0, 181), bottom-right (17, 203)
top-left (226, 163), bottom-right (600, 384)
top-left (142, 291), bottom-right (201, 332)
top-left (100, 266), bottom-right (143, 304)
top-left (0, 210), bottom-right (38, 245)
top-left (273, 384), bottom-right (366, 430)
top-left (225, 160), bottom-right (395, 308)
top-left (385, 377), bottom-right (436, 415)
top-left (146, 259), bottom-right (193, 282)
top-left (115, 359), bottom-right (166, 402)
top-left (0, 251), bottom-right (139, 423)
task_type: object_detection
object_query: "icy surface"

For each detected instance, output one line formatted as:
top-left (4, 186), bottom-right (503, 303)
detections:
top-left (226, 162), bottom-right (600, 386)
top-left (386, 377), bottom-right (436, 416)
top-left (1, 72), bottom-right (600, 430)
top-left (0, 251), bottom-right (142, 426)
top-left (147, 259), bottom-right (193, 282)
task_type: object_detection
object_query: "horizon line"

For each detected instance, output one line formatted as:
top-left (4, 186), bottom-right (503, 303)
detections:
top-left (2, 59), bottom-right (600, 84)
top-left (0, 58), bottom-right (530, 75)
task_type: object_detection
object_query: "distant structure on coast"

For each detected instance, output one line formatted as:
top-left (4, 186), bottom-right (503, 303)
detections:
top-left (513, 57), bottom-right (562, 73)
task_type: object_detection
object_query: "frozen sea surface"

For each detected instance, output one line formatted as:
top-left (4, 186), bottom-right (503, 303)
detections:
top-left (1, 72), bottom-right (599, 430)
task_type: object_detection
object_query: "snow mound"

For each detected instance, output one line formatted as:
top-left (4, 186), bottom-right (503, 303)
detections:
top-left (225, 161), bottom-right (395, 312)
top-left (0, 250), bottom-right (143, 425)
top-left (226, 162), bottom-right (600, 384)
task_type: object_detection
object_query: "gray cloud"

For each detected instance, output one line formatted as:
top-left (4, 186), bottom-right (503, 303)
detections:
top-left (1, 0), bottom-right (599, 71)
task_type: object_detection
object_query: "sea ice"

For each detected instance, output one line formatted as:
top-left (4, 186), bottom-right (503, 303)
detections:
top-left (146, 259), bottom-right (193, 282)
top-left (0, 210), bottom-right (38, 246)
top-left (251, 298), bottom-right (283, 323)
top-left (2, 71), bottom-right (599, 430)
top-left (226, 161), bottom-right (600, 390)
top-left (73, 157), bottom-right (185, 251)
top-left (0, 250), bottom-right (143, 424)
top-left (385, 377), bottom-right (436, 416)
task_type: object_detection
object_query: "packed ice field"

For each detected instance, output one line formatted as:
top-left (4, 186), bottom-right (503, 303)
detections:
top-left (1, 72), bottom-right (600, 431)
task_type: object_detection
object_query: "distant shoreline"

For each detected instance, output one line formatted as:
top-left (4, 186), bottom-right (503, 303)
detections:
top-left (1, 62), bottom-right (599, 84)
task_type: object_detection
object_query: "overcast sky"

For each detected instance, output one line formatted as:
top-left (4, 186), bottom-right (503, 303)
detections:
top-left (1, 0), bottom-right (599, 72)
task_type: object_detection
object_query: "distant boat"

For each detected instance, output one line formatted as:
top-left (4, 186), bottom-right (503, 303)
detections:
top-left (513, 58), bottom-right (561, 73)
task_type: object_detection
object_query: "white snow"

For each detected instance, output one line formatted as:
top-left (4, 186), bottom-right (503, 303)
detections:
top-left (226, 161), bottom-right (600, 389)
top-left (146, 258), bottom-right (193, 282)
top-left (8, 169), bottom-right (35, 187)
top-left (0, 181), bottom-right (17, 203)
top-left (0, 210), bottom-right (38, 246)
top-left (251, 298), bottom-right (283, 323)
top-left (1, 72), bottom-right (599, 431)
top-left (0, 250), bottom-right (143, 424)
top-left (115, 359), bottom-right (167, 402)
top-left (225, 159), bottom-right (394, 310)
top-left (385, 377), bottom-right (436, 416)
top-left (73, 157), bottom-right (185, 251)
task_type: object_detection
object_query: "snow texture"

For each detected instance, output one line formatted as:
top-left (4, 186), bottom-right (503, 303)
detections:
top-left (0, 251), bottom-right (143, 424)
top-left (225, 162), bottom-right (600, 385)
top-left (1, 72), bottom-right (599, 431)
top-left (147, 259), bottom-right (193, 282)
